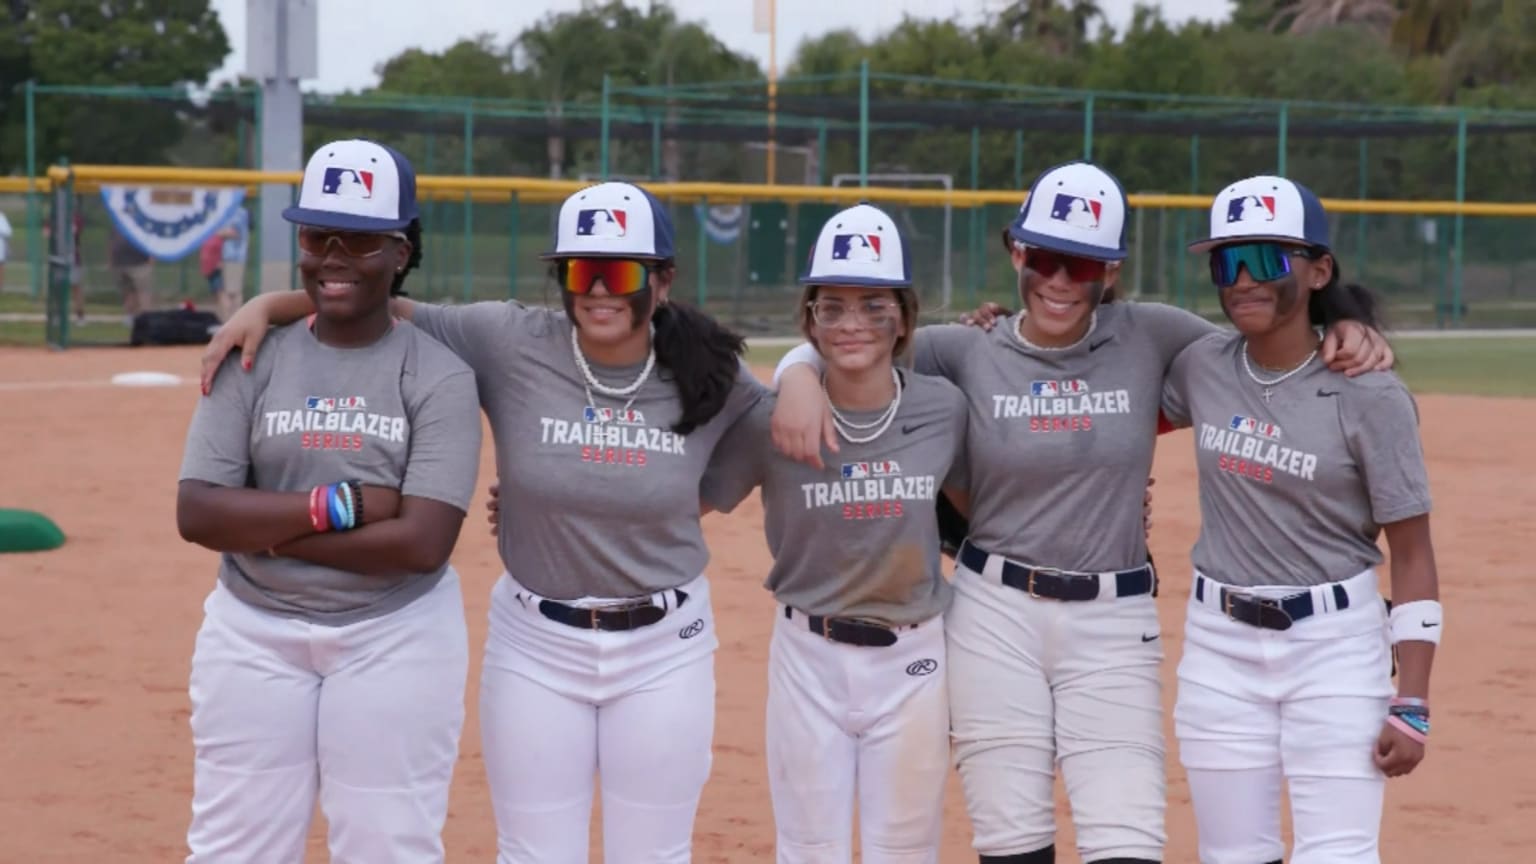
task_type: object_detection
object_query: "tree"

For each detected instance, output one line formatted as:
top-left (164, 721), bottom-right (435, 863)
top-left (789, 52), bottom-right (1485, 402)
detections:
top-left (1390, 0), bottom-right (1472, 56)
top-left (1266, 0), bottom-right (1399, 36)
top-left (0, 0), bottom-right (230, 172)
top-left (996, 0), bottom-right (1106, 54)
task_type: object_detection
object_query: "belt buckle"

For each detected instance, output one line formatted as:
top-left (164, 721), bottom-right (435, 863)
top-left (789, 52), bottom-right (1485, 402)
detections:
top-left (1026, 567), bottom-right (1061, 599)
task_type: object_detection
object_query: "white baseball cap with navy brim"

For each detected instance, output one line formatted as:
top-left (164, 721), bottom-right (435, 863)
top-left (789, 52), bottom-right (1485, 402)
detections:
top-left (799, 203), bottom-right (911, 288)
top-left (543, 181), bottom-right (676, 260)
top-left (1006, 161), bottom-right (1129, 262)
top-left (1189, 175), bottom-right (1332, 253)
top-left (283, 139), bottom-right (419, 232)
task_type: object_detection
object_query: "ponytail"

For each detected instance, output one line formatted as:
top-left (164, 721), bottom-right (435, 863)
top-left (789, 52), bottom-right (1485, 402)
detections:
top-left (391, 218), bottom-right (424, 297)
top-left (1307, 256), bottom-right (1382, 331)
top-left (652, 297), bottom-right (748, 436)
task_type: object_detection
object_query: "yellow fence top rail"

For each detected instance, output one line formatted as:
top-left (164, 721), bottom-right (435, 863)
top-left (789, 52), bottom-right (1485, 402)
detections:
top-left (24, 164), bottom-right (1536, 217)
top-left (0, 176), bottom-right (51, 194)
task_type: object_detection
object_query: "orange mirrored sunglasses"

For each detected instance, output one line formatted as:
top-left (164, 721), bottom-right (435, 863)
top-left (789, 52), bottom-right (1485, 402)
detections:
top-left (559, 258), bottom-right (651, 296)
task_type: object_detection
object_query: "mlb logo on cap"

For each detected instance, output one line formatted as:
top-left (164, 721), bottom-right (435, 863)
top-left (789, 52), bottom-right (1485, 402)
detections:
top-left (1008, 161), bottom-right (1128, 262)
top-left (1226, 195), bottom-right (1275, 224)
top-left (1190, 175), bottom-right (1332, 253)
top-left (577, 208), bottom-right (627, 238)
top-left (1049, 193), bottom-right (1102, 230)
top-left (546, 182), bottom-right (674, 260)
top-left (801, 203), bottom-right (910, 287)
top-left (831, 233), bottom-right (881, 262)
top-left (284, 139), bottom-right (418, 232)
top-left (322, 167), bottom-right (374, 200)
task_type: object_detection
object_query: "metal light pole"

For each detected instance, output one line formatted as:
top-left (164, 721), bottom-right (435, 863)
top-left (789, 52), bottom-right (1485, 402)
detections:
top-left (248, 0), bottom-right (317, 294)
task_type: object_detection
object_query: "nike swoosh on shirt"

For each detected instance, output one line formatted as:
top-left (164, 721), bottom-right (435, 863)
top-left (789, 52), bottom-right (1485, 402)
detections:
top-left (1317, 388), bottom-right (1340, 397)
top-left (1089, 338), bottom-right (1112, 352)
top-left (901, 422), bottom-right (934, 435)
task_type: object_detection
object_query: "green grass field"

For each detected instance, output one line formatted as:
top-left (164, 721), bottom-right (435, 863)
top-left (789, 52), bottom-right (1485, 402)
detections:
top-left (744, 336), bottom-right (1536, 399)
top-left (1, 289), bottom-right (1530, 398)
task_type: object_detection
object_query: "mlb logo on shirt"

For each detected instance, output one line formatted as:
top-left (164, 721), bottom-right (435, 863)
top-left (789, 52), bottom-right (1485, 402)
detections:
top-left (1226, 195), bottom-right (1276, 224)
top-left (576, 208), bottom-right (627, 237)
top-left (1031, 380), bottom-right (1060, 397)
top-left (1049, 194), bottom-right (1102, 230)
top-left (321, 167), bottom-right (374, 200)
top-left (1229, 414), bottom-right (1282, 440)
top-left (584, 406), bottom-right (614, 424)
top-left (831, 233), bottom-right (882, 262)
top-left (305, 396), bottom-right (337, 412)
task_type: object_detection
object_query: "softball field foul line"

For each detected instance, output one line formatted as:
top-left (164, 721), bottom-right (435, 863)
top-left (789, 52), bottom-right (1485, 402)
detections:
top-left (0, 378), bottom-right (194, 392)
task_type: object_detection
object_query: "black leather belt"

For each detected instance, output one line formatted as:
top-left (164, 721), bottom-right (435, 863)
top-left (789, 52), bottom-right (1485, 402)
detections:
top-left (958, 541), bottom-right (1156, 602)
top-left (538, 589), bottom-right (688, 631)
top-left (785, 606), bottom-right (900, 647)
top-left (1196, 575), bottom-right (1348, 632)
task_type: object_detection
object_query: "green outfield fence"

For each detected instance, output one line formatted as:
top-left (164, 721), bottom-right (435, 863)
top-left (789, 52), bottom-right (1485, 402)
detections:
top-left (7, 73), bottom-right (1536, 346)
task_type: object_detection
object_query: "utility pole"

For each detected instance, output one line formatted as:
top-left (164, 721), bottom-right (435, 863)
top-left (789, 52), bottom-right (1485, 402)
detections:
top-left (248, 0), bottom-right (317, 294)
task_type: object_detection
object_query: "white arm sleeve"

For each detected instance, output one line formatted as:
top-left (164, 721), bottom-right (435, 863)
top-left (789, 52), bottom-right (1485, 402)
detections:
top-left (771, 341), bottom-right (826, 388)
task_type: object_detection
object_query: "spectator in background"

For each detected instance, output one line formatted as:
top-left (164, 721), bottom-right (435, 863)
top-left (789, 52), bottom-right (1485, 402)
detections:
top-left (109, 226), bottom-right (153, 323)
top-left (199, 228), bottom-right (226, 310)
top-left (217, 207), bottom-right (250, 322)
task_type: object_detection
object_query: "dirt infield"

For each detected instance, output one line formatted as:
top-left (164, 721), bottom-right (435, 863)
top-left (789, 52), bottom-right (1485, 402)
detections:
top-left (1, 344), bottom-right (1532, 862)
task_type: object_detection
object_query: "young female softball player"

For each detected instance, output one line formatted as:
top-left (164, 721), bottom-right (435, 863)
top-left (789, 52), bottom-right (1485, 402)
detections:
top-left (695, 203), bottom-right (969, 863)
top-left (1162, 175), bottom-right (1439, 864)
top-left (200, 180), bottom-right (768, 863)
top-left (771, 161), bottom-right (1396, 864)
top-left (176, 139), bottom-right (482, 863)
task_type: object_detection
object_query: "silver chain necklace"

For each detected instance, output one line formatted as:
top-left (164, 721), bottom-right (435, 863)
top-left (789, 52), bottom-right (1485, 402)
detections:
top-left (1012, 311), bottom-right (1098, 352)
top-left (1241, 339), bottom-right (1319, 403)
top-left (572, 326), bottom-right (656, 420)
top-left (822, 367), bottom-right (902, 444)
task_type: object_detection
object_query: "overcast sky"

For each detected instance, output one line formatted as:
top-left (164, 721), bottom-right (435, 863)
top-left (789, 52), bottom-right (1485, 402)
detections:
top-left (207, 0), bottom-right (1235, 92)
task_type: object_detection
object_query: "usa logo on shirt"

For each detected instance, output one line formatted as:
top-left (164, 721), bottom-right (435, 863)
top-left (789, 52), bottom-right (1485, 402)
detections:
top-left (1229, 414), bottom-right (1282, 440)
top-left (584, 405), bottom-right (645, 426)
top-left (305, 395), bottom-right (368, 412)
top-left (1030, 379), bottom-right (1089, 397)
top-left (841, 460), bottom-right (902, 479)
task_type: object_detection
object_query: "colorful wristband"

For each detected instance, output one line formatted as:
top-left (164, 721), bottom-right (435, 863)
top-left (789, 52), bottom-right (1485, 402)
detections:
top-left (338, 482), bottom-right (355, 530)
top-left (310, 485), bottom-right (329, 533)
top-left (346, 480), bottom-right (364, 526)
top-left (1387, 713), bottom-right (1429, 743)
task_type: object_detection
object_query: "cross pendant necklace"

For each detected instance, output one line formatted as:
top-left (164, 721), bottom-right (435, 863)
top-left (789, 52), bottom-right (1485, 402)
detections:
top-left (1242, 340), bottom-right (1317, 406)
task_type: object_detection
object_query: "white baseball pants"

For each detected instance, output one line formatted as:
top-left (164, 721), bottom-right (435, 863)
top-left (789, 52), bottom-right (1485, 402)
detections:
top-left (946, 562), bottom-right (1166, 862)
top-left (479, 572), bottom-right (718, 864)
top-left (1175, 568), bottom-right (1394, 864)
top-left (185, 570), bottom-right (469, 864)
top-left (766, 607), bottom-right (950, 864)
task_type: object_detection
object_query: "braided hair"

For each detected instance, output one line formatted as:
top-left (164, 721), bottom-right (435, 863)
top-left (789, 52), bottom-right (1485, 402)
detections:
top-left (390, 218), bottom-right (424, 297)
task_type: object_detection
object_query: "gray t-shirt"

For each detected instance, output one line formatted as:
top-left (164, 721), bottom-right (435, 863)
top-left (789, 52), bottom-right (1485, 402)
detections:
top-left (700, 371), bottom-right (969, 626)
top-left (178, 320), bottom-right (483, 625)
top-left (1161, 332), bottom-right (1432, 588)
top-left (910, 301), bottom-right (1216, 572)
top-left (411, 300), bottom-right (766, 599)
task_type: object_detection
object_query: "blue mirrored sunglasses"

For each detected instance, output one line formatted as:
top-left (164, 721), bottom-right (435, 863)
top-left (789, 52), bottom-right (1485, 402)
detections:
top-left (1209, 242), bottom-right (1314, 288)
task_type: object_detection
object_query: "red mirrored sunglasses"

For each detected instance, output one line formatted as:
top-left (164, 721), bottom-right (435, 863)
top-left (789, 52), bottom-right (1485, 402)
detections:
top-left (1022, 247), bottom-right (1109, 283)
